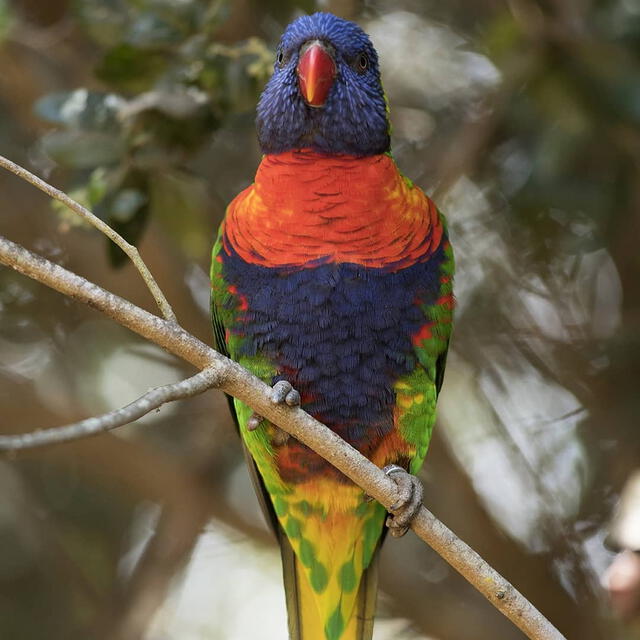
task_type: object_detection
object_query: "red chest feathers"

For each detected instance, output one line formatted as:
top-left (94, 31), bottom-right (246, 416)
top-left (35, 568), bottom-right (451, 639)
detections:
top-left (222, 150), bottom-right (442, 271)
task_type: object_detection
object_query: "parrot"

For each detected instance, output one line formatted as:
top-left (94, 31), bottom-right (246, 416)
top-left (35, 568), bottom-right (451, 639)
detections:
top-left (210, 12), bottom-right (454, 640)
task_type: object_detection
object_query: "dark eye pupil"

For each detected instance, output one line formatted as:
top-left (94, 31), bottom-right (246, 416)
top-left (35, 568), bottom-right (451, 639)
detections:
top-left (359, 54), bottom-right (368, 70)
top-left (277, 50), bottom-right (284, 64)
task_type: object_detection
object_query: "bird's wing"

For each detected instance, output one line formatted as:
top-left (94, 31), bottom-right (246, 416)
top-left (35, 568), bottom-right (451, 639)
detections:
top-left (210, 227), bottom-right (281, 536)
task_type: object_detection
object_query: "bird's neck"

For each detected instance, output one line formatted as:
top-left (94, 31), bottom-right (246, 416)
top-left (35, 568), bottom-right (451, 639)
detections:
top-left (222, 149), bottom-right (442, 270)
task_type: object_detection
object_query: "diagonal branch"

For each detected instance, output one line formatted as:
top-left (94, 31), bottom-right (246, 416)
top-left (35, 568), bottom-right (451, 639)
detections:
top-left (0, 368), bottom-right (219, 450)
top-left (0, 154), bottom-right (177, 322)
top-left (0, 233), bottom-right (566, 640)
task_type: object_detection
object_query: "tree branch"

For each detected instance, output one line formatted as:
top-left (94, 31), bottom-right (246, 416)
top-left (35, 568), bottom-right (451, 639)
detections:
top-left (0, 154), bottom-right (177, 322)
top-left (0, 233), bottom-right (566, 640)
top-left (0, 368), bottom-right (219, 450)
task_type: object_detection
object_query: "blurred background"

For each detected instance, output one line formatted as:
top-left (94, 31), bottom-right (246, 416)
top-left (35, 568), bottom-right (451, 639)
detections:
top-left (0, 0), bottom-right (639, 638)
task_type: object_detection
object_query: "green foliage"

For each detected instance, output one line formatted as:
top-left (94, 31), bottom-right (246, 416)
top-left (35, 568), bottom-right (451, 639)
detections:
top-left (473, 0), bottom-right (640, 272)
top-left (0, 0), bottom-right (12, 42)
top-left (35, 0), bottom-right (272, 264)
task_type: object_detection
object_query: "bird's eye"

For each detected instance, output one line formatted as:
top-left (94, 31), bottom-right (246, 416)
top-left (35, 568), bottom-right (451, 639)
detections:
top-left (276, 49), bottom-right (285, 67)
top-left (356, 53), bottom-right (369, 73)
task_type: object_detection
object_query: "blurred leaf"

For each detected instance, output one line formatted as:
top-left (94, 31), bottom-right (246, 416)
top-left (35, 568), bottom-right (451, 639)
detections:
top-left (85, 167), bottom-right (110, 205)
top-left (95, 170), bottom-right (151, 267)
top-left (120, 88), bottom-right (210, 120)
top-left (482, 10), bottom-right (523, 62)
top-left (204, 38), bottom-right (274, 112)
top-left (110, 188), bottom-right (148, 223)
top-left (106, 205), bottom-right (150, 267)
top-left (126, 4), bottom-right (200, 47)
top-left (608, 75), bottom-right (640, 124)
top-left (75, 0), bottom-right (131, 47)
top-left (34, 90), bottom-right (124, 131)
top-left (51, 168), bottom-right (109, 227)
top-left (40, 130), bottom-right (126, 169)
top-left (95, 44), bottom-right (169, 92)
top-left (0, 0), bottom-right (12, 43)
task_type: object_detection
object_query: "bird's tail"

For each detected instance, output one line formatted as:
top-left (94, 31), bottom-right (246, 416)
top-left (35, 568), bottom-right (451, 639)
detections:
top-left (279, 525), bottom-right (381, 640)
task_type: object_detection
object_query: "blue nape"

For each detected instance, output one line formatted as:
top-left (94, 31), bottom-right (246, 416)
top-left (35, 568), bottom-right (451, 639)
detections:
top-left (221, 243), bottom-right (446, 481)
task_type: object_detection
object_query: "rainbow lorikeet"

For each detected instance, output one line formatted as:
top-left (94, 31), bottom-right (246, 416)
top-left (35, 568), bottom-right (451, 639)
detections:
top-left (210, 12), bottom-right (454, 640)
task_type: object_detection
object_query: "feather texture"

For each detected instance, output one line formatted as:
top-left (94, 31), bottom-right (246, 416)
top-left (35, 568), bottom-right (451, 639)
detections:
top-left (211, 148), bottom-right (453, 639)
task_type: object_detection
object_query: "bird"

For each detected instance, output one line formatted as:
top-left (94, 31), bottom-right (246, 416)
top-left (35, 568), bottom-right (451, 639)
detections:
top-left (210, 12), bottom-right (454, 640)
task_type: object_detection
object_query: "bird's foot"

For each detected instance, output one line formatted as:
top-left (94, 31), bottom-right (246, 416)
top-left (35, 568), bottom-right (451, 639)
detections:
top-left (270, 380), bottom-right (301, 407)
top-left (246, 380), bottom-right (300, 445)
top-left (383, 464), bottom-right (424, 538)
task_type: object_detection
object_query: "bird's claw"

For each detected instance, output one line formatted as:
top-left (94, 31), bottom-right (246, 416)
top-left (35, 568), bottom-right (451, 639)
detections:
top-left (383, 464), bottom-right (424, 538)
top-left (246, 380), bottom-right (301, 442)
top-left (270, 380), bottom-right (301, 407)
top-left (246, 413), bottom-right (263, 431)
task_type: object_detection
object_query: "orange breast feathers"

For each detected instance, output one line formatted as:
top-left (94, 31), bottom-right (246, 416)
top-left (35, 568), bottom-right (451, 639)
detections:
top-left (222, 149), bottom-right (442, 270)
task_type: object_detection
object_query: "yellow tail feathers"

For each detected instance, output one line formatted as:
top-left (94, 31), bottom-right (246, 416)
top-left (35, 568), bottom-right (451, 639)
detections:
top-left (279, 530), bottom-right (379, 640)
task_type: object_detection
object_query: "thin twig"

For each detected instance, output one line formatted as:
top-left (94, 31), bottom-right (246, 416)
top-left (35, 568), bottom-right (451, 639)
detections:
top-left (0, 368), bottom-right (219, 450)
top-left (0, 235), bottom-right (214, 367)
top-left (0, 154), bottom-right (177, 322)
top-left (0, 234), bottom-right (566, 640)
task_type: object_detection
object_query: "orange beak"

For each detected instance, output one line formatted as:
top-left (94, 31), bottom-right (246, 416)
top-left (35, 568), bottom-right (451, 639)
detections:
top-left (297, 40), bottom-right (336, 107)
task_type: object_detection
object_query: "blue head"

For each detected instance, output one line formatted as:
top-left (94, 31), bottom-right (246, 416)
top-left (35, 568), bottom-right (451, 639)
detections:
top-left (256, 13), bottom-right (390, 157)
